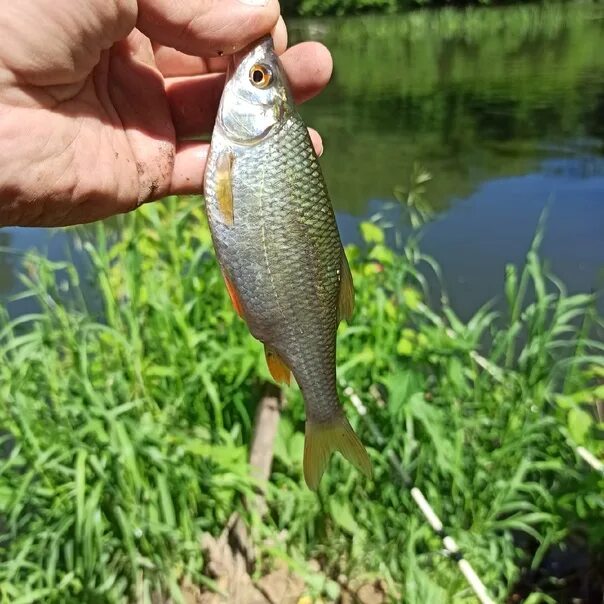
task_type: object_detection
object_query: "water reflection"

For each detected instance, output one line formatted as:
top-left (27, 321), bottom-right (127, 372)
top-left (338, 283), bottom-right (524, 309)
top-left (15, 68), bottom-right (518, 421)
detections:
top-left (292, 3), bottom-right (604, 214)
top-left (0, 227), bottom-right (77, 316)
top-left (290, 3), bottom-right (604, 316)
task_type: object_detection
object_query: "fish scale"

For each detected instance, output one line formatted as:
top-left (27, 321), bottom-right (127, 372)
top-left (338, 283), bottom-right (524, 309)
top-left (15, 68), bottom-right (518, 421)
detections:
top-left (204, 36), bottom-right (371, 490)
top-left (227, 117), bottom-right (337, 414)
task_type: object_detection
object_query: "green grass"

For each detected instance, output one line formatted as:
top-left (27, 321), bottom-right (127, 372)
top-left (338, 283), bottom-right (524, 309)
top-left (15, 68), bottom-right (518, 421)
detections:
top-left (0, 198), bottom-right (602, 603)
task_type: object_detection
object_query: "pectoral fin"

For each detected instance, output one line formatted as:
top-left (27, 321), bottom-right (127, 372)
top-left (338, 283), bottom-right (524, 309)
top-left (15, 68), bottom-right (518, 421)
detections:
top-left (264, 344), bottom-right (291, 385)
top-left (303, 416), bottom-right (371, 490)
top-left (216, 151), bottom-right (234, 226)
top-left (337, 249), bottom-right (355, 322)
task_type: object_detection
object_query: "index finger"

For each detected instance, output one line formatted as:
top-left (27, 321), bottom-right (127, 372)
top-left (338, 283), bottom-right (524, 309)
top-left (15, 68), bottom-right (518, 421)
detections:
top-left (138, 0), bottom-right (281, 58)
top-left (152, 16), bottom-right (288, 77)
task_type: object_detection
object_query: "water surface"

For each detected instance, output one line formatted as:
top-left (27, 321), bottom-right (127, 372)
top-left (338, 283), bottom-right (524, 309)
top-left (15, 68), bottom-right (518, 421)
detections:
top-left (291, 3), bottom-right (604, 316)
top-left (2, 3), bottom-right (604, 318)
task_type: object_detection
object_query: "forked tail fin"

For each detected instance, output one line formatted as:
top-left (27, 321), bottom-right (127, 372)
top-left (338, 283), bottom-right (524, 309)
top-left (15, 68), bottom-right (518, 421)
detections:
top-left (303, 416), bottom-right (372, 490)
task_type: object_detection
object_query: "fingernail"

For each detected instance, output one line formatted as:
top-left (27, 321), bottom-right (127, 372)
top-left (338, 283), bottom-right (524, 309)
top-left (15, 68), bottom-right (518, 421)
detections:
top-left (238, 0), bottom-right (269, 5)
top-left (308, 128), bottom-right (323, 157)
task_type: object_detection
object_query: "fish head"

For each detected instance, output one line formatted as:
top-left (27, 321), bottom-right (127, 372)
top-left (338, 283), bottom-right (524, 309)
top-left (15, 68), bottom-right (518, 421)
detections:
top-left (217, 36), bottom-right (293, 145)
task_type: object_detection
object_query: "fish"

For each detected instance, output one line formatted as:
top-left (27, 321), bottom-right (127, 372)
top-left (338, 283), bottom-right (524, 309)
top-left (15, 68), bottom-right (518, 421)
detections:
top-left (203, 36), bottom-right (371, 490)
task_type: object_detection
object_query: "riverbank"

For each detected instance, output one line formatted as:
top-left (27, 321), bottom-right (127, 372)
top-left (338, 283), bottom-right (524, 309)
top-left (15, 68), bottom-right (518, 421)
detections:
top-left (2, 3), bottom-right (603, 321)
top-left (1, 199), bottom-right (602, 602)
top-left (283, 0), bottom-right (599, 16)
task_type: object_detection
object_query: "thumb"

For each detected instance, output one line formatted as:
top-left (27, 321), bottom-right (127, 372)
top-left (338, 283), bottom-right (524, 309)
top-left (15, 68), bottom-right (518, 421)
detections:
top-left (137, 0), bottom-right (281, 58)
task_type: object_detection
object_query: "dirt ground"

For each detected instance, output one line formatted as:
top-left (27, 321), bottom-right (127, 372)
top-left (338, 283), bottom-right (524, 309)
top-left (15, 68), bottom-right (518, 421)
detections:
top-left (178, 522), bottom-right (387, 604)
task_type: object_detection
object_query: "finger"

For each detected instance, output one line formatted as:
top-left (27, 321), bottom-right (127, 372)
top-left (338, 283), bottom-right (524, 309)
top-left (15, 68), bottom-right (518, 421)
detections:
top-left (272, 16), bottom-right (288, 55)
top-left (168, 129), bottom-right (322, 197)
top-left (137, 0), bottom-right (280, 58)
top-left (153, 16), bottom-right (287, 78)
top-left (153, 44), bottom-right (233, 77)
top-left (308, 128), bottom-right (323, 157)
top-left (109, 34), bottom-right (175, 204)
top-left (170, 141), bottom-right (208, 195)
top-left (279, 41), bottom-right (333, 105)
top-left (167, 42), bottom-right (333, 138)
top-left (128, 29), bottom-right (158, 67)
top-left (167, 73), bottom-right (225, 139)
top-left (153, 44), bottom-right (213, 76)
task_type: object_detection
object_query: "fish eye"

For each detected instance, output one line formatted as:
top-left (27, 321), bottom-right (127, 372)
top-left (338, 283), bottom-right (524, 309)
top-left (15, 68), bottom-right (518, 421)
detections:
top-left (249, 64), bottom-right (272, 89)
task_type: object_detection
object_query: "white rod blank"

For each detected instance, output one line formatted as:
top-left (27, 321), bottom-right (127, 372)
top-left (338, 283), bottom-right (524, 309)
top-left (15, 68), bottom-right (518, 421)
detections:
top-left (576, 445), bottom-right (604, 474)
top-left (344, 384), bottom-right (497, 604)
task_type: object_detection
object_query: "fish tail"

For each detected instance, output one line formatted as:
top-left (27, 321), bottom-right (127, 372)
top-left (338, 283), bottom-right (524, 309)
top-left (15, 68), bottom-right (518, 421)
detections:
top-left (303, 415), bottom-right (372, 490)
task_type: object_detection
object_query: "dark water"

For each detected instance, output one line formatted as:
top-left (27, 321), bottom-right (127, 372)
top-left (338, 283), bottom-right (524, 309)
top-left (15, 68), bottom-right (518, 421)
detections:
top-left (293, 3), bottom-right (604, 317)
top-left (1, 3), bottom-right (604, 319)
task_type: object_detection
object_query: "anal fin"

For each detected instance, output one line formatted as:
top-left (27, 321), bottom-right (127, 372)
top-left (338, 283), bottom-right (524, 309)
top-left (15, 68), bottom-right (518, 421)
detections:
top-left (264, 344), bottom-right (291, 385)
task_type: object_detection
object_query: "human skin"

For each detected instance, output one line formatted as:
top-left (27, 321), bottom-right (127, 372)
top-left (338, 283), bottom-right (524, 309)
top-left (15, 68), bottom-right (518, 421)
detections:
top-left (0, 0), bottom-right (332, 227)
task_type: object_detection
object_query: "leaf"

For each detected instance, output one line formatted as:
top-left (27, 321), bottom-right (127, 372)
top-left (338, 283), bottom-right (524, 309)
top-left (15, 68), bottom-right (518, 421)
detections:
top-left (359, 221), bottom-right (384, 244)
top-left (568, 408), bottom-right (592, 444)
top-left (383, 371), bottom-right (424, 412)
top-left (402, 287), bottom-right (421, 310)
top-left (369, 244), bottom-right (395, 265)
top-left (555, 394), bottom-right (576, 409)
top-left (447, 357), bottom-right (466, 391)
top-left (329, 498), bottom-right (360, 534)
top-left (274, 418), bottom-right (294, 465)
top-left (157, 474), bottom-right (176, 528)
top-left (75, 449), bottom-right (87, 543)
top-left (505, 263), bottom-right (518, 313)
top-left (397, 337), bottom-right (414, 356)
top-left (289, 432), bottom-right (305, 465)
top-left (324, 580), bottom-right (341, 601)
top-left (13, 589), bottom-right (53, 604)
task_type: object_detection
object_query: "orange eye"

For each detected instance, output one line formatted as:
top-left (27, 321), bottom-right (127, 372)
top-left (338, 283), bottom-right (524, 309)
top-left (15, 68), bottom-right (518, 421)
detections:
top-left (249, 64), bottom-right (272, 89)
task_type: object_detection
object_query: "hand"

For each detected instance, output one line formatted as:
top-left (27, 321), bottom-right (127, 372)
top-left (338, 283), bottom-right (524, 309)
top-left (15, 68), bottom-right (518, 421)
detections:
top-left (0, 0), bottom-right (332, 227)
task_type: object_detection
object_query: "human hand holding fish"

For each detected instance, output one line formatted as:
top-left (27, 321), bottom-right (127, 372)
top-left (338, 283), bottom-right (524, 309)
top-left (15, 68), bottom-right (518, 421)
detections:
top-left (0, 0), bottom-right (371, 490)
top-left (0, 0), bottom-right (330, 226)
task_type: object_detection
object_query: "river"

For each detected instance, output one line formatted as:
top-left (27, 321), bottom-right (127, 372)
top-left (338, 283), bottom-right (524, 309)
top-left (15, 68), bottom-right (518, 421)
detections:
top-left (1, 3), bottom-right (603, 319)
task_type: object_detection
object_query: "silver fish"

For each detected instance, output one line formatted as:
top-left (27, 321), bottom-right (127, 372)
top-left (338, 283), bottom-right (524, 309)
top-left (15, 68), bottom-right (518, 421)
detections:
top-left (203, 36), bottom-right (371, 490)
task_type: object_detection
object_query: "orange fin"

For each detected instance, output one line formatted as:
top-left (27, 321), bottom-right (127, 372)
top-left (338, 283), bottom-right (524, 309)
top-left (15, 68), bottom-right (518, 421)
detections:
top-left (303, 416), bottom-right (371, 490)
top-left (264, 344), bottom-right (291, 385)
top-left (337, 249), bottom-right (355, 322)
top-left (216, 151), bottom-right (234, 226)
top-left (223, 272), bottom-right (244, 318)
